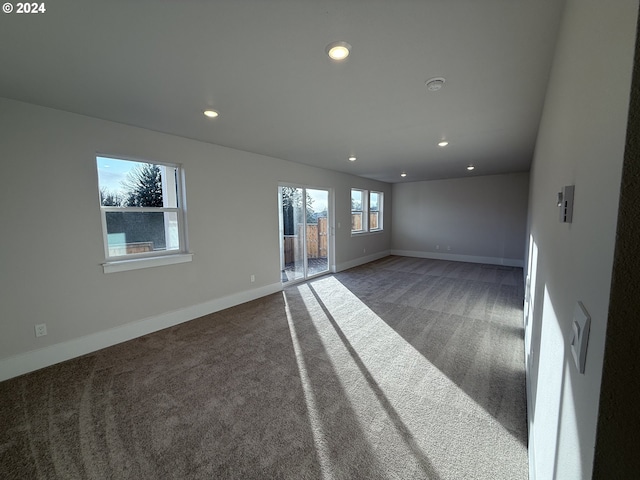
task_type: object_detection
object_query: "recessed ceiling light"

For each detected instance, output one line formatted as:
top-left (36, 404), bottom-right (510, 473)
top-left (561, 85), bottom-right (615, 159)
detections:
top-left (326, 41), bottom-right (352, 61)
top-left (203, 109), bottom-right (219, 118)
top-left (401, 172), bottom-right (407, 177)
top-left (425, 77), bottom-right (446, 92)
top-left (467, 165), bottom-right (475, 171)
top-left (348, 156), bottom-right (357, 162)
top-left (438, 141), bottom-right (449, 147)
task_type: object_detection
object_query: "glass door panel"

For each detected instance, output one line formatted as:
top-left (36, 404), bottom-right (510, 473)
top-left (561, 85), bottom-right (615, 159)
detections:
top-left (281, 186), bottom-right (305, 283)
top-left (306, 189), bottom-right (329, 277)
top-left (280, 186), bottom-right (330, 283)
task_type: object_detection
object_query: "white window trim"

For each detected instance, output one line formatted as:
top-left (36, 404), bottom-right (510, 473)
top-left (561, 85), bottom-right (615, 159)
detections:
top-left (102, 253), bottom-right (193, 274)
top-left (97, 154), bottom-right (191, 272)
top-left (351, 188), bottom-right (384, 235)
top-left (369, 190), bottom-right (384, 232)
top-left (351, 188), bottom-right (367, 234)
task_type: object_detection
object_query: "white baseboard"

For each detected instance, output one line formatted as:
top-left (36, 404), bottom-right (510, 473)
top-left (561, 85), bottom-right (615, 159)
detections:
top-left (0, 282), bottom-right (283, 382)
top-left (524, 310), bottom-right (536, 480)
top-left (390, 249), bottom-right (524, 268)
top-left (336, 250), bottom-right (391, 272)
top-left (527, 369), bottom-right (537, 480)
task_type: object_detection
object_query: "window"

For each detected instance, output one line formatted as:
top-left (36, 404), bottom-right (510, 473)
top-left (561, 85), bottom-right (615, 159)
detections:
top-left (351, 188), bottom-right (384, 234)
top-left (369, 191), bottom-right (383, 231)
top-left (96, 156), bottom-right (191, 272)
top-left (351, 189), bottom-right (366, 233)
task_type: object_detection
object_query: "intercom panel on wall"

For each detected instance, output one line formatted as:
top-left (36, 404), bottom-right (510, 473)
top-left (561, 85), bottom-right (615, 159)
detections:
top-left (558, 185), bottom-right (575, 223)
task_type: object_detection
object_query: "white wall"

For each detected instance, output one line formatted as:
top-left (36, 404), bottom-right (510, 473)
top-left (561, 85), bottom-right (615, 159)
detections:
top-left (391, 172), bottom-right (529, 266)
top-left (525, 1), bottom-right (638, 479)
top-left (0, 98), bottom-right (391, 380)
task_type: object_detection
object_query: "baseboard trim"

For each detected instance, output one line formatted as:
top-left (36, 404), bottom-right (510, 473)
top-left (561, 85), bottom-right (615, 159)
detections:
top-left (390, 249), bottom-right (524, 268)
top-left (527, 368), bottom-right (537, 480)
top-left (524, 311), bottom-right (537, 480)
top-left (335, 250), bottom-right (391, 272)
top-left (0, 282), bottom-right (283, 382)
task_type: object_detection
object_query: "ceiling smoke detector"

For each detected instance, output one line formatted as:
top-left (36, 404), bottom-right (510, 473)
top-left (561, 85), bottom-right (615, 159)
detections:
top-left (425, 77), bottom-right (446, 92)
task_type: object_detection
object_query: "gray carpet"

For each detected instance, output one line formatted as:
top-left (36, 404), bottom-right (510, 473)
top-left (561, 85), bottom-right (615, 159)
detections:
top-left (0, 256), bottom-right (528, 479)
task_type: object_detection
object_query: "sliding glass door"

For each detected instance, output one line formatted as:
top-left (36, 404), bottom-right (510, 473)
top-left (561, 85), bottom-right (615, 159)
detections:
top-left (279, 185), bottom-right (330, 283)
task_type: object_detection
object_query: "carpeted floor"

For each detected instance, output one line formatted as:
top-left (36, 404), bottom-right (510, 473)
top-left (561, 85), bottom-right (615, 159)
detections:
top-left (0, 256), bottom-right (528, 479)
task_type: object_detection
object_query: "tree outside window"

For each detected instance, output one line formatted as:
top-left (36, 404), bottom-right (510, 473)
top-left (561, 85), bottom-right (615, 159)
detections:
top-left (96, 156), bottom-right (184, 260)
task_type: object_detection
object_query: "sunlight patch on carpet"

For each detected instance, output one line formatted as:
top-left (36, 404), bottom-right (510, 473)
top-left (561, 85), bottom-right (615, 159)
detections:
top-left (286, 275), bottom-right (527, 478)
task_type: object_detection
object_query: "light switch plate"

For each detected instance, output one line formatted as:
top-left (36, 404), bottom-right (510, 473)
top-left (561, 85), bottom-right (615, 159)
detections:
top-left (571, 301), bottom-right (590, 374)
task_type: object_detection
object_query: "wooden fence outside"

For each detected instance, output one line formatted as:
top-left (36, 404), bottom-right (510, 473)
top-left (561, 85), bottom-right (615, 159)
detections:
top-left (283, 217), bottom-right (328, 264)
top-left (351, 212), bottom-right (379, 231)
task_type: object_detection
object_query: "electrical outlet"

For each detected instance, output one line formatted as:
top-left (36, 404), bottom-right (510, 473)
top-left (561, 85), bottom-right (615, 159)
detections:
top-left (436, 245), bottom-right (440, 250)
top-left (447, 245), bottom-right (451, 251)
top-left (35, 323), bottom-right (47, 337)
top-left (250, 274), bottom-right (255, 283)
top-left (363, 248), bottom-right (366, 253)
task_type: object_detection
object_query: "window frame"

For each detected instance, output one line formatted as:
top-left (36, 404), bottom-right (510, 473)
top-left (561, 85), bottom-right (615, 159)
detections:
top-left (351, 188), bottom-right (384, 235)
top-left (96, 154), bottom-right (192, 273)
top-left (351, 188), bottom-right (367, 234)
top-left (369, 190), bottom-right (384, 232)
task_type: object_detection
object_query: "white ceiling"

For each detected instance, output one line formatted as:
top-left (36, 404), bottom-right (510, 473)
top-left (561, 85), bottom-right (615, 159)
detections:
top-left (0, 0), bottom-right (565, 183)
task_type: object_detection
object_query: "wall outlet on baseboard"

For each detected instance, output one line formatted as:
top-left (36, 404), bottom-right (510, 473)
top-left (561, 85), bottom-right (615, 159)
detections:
top-left (436, 245), bottom-right (440, 250)
top-left (250, 274), bottom-right (255, 283)
top-left (363, 248), bottom-right (366, 253)
top-left (447, 245), bottom-right (451, 251)
top-left (35, 323), bottom-right (47, 337)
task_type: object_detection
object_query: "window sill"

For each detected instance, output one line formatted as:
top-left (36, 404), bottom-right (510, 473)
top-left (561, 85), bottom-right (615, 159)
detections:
top-left (351, 230), bottom-right (384, 237)
top-left (102, 253), bottom-right (193, 274)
